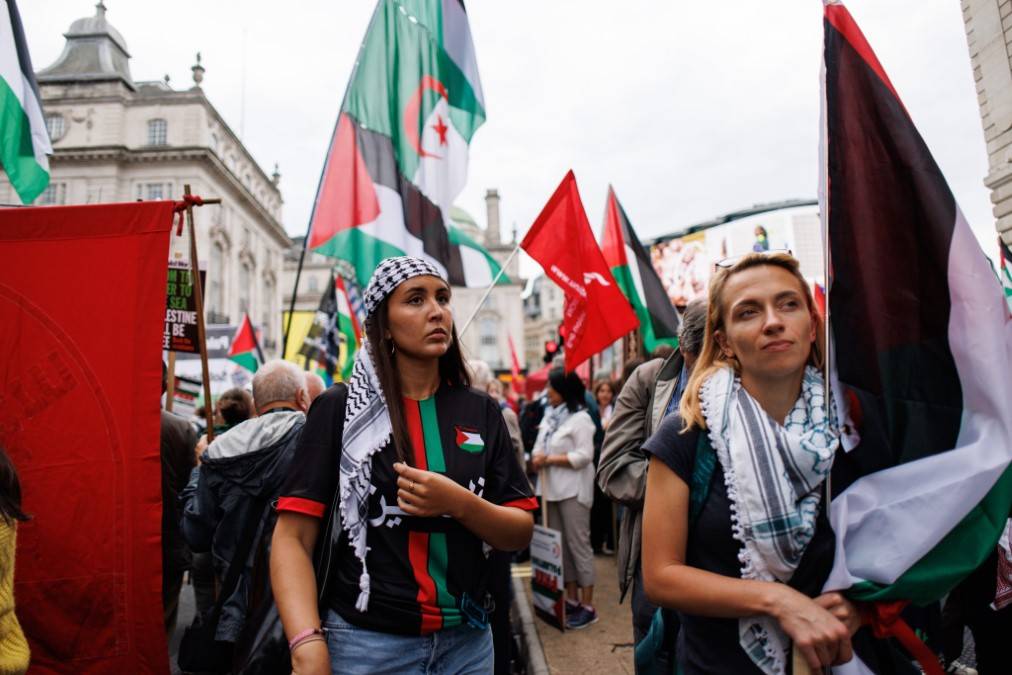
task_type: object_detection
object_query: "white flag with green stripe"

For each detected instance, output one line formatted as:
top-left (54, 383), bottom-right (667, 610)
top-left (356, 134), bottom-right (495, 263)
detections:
top-left (0, 0), bottom-right (50, 204)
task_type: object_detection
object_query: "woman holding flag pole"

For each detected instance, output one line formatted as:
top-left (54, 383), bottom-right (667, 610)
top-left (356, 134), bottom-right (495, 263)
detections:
top-left (641, 251), bottom-right (861, 674)
top-left (270, 257), bottom-right (536, 675)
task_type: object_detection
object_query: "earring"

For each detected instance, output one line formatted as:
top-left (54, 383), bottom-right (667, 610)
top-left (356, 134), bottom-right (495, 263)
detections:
top-left (390, 341), bottom-right (396, 356)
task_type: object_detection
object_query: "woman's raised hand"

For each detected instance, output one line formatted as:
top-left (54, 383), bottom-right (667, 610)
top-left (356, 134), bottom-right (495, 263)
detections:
top-left (394, 462), bottom-right (473, 519)
top-left (771, 586), bottom-right (854, 670)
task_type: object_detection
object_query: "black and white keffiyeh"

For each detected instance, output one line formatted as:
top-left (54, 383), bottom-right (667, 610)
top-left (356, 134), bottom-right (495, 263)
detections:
top-left (341, 256), bottom-right (446, 612)
top-left (699, 366), bottom-right (838, 675)
top-left (362, 256), bottom-right (443, 316)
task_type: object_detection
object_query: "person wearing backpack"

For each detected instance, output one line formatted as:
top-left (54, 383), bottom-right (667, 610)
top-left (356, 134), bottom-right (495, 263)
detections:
top-left (642, 252), bottom-right (860, 674)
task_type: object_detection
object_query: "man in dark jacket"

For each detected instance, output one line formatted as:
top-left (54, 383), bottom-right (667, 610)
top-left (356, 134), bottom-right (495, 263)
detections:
top-left (180, 360), bottom-right (310, 643)
top-left (161, 363), bottom-right (198, 635)
top-left (596, 299), bottom-right (706, 655)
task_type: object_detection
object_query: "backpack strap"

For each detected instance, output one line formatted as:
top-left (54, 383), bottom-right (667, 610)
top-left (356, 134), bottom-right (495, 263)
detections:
top-left (687, 431), bottom-right (716, 526)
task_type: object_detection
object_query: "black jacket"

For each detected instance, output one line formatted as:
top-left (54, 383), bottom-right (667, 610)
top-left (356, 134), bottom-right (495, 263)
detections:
top-left (180, 408), bottom-right (305, 642)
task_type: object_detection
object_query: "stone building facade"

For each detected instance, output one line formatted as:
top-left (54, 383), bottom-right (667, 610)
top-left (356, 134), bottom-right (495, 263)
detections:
top-left (2, 3), bottom-right (291, 355)
top-left (963, 0), bottom-right (1012, 243)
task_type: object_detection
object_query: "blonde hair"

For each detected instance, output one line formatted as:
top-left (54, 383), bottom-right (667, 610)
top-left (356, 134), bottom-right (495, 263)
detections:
top-left (678, 252), bottom-right (824, 431)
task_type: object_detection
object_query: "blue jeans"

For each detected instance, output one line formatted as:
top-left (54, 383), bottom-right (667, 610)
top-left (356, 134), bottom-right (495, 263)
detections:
top-left (323, 608), bottom-right (494, 674)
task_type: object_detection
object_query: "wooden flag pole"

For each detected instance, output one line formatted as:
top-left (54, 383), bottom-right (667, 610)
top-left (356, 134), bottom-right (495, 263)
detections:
top-left (458, 243), bottom-right (521, 337)
top-left (182, 184), bottom-right (222, 441)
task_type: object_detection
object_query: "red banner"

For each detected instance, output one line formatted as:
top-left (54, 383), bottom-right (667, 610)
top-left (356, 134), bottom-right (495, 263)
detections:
top-left (0, 202), bottom-right (174, 673)
top-left (521, 171), bottom-right (638, 372)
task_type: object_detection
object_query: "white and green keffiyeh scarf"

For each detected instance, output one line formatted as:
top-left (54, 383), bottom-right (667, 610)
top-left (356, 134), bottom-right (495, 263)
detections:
top-left (699, 365), bottom-right (838, 675)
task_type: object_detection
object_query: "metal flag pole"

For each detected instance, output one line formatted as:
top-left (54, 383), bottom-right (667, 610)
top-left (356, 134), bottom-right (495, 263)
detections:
top-left (458, 243), bottom-right (521, 337)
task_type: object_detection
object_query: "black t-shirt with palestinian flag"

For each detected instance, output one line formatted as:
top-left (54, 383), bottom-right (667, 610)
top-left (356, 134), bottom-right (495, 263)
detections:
top-left (277, 384), bottom-right (537, 636)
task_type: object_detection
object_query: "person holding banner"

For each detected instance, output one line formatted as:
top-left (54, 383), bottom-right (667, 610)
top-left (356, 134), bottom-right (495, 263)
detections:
top-left (532, 368), bottom-right (599, 630)
top-left (641, 252), bottom-right (860, 674)
top-left (270, 257), bottom-right (536, 675)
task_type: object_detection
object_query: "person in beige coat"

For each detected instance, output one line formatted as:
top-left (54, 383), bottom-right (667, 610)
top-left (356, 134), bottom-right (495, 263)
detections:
top-left (596, 299), bottom-right (706, 649)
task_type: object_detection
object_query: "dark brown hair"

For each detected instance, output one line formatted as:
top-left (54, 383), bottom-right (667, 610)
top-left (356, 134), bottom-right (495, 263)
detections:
top-left (0, 447), bottom-right (29, 523)
top-left (217, 388), bottom-right (254, 428)
top-left (364, 294), bottom-right (471, 464)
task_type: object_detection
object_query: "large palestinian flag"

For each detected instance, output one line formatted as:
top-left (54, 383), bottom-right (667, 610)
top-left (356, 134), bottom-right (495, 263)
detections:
top-left (306, 0), bottom-right (502, 289)
top-left (1, 0), bottom-right (51, 203)
top-left (821, 0), bottom-right (1012, 643)
top-left (600, 186), bottom-right (680, 353)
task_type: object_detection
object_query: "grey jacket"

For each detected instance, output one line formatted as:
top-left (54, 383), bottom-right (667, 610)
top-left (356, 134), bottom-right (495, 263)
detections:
top-left (596, 350), bottom-right (685, 600)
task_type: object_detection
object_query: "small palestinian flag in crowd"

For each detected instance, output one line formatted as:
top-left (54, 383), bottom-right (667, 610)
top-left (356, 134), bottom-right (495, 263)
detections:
top-left (1, 0), bottom-right (51, 203)
top-left (600, 186), bottom-right (680, 353)
top-left (821, 1), bottom-right (1012, 671)
top-left (335, 275), bottom-right (362, 381)
top-left (299, 274), bottom-right (342, 379)
top-left (228, 313), bottom-right (265, 373)
top-left (306, 0), bottom-right (501, 289)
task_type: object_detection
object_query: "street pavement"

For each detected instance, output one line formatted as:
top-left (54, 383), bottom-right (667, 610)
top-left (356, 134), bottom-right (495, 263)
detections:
top-left (518, 553), bottom-right (635, 674)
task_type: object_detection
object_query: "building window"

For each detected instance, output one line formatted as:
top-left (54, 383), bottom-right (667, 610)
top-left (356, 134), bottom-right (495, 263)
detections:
top-left (307, 275), bottom-right (319, 293)
top-left (37, 182), bottom-right (67, 205)
top-left (209, 242), bottom-right (225, 318)
top-left (147, 118), bottom-right (168, 146)
top-left (45, 114), bottom-right (66, 142)
top-left (479, 317), bottom-right (498, 366)
top-left (239, 263), bottom-right (251, 313)
top-left (135, 182), bottom-right (174, 200)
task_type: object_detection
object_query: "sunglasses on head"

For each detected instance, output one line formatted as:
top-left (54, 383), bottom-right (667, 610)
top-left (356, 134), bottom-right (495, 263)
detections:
top-left (714, 248), bottom-right (794, 269)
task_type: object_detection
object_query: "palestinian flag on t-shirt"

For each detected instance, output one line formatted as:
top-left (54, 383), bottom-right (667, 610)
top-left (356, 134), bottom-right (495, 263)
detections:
top-left (600, 186), bottom-right (680, 353)
top-left (821, 0), bottom-right (1012, 628)
top-left (227, 313), bottom-right (264, 373)
top-left (306, 0), bottom-right (499, 289)
top-left (0, 0), bottom-right (51, 204)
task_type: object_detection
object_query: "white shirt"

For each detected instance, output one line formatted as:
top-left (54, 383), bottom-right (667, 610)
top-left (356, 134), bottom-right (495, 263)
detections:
top-left (533, 408), bottom-right (596, 508)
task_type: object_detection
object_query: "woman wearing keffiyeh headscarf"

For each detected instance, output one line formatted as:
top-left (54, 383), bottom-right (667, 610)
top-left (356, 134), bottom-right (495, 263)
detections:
top-left (270, 257), bottom-right (536, 675)
top-left (641, 252), bottom-right (861, 675)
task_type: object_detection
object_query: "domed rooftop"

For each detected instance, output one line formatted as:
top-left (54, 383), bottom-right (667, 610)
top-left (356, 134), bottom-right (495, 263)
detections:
top-left (37, 2), bottom-right (134, 90)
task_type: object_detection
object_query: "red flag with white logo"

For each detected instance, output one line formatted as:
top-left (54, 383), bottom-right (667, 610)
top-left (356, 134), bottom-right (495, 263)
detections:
top-left (521, 171), bottom-right (638, 372)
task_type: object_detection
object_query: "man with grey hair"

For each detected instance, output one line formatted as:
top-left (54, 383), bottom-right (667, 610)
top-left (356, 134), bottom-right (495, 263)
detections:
top-left (180, 360), bottom-right (310, 645)
top-left (596, 298), bottom-right (707, 665)
top-left (304, 371), bottom-right (326, 403)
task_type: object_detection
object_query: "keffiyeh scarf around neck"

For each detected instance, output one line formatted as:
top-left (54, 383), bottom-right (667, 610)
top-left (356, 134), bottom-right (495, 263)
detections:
top-left (699, 366), bottom-right (838, 675)
top-left (339, 340), bottom-right (391, 612)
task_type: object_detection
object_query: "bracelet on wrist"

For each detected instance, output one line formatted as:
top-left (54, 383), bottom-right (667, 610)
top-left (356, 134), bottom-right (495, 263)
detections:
top-left (288, 627), bottom-right (325, 652)
top-left (290, 635), bottom-right (326, 654)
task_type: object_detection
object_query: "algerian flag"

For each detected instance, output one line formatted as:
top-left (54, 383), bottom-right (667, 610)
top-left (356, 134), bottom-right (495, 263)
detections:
top-left (599, 186), bottom-right (680, 353)
top-left (227, 313), bottom-right (264, 373)
top-left (455, 426), bottom-right (484, 453)
top-left (335, 275), bottom-right (362, 381)
top-left (305, 0), bottom-right (495, 288)
top-left (0, 0), bottom-right (51, 203)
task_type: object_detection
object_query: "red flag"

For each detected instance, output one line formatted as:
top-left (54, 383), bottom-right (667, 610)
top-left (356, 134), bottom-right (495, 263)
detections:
top-left (0, 201), bottom-right (174, 673)
top-left (507, 334), bottom-right (523, 396)
top-left (521, 171), bottom-right (639, 371)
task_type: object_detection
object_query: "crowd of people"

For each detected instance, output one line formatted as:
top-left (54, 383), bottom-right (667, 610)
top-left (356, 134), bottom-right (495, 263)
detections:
top-left (143, 252), bottom-right (1012, 674)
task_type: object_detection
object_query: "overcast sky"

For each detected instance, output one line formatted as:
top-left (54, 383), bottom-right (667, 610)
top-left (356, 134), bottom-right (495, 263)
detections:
top-left (23, 1), bottom-right (1000, 271)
